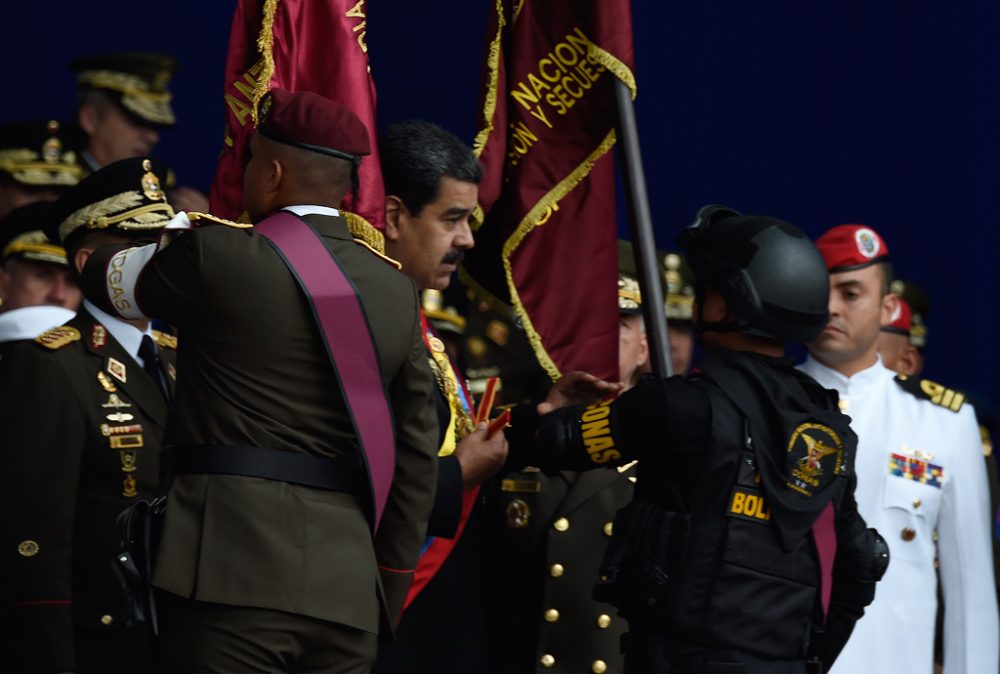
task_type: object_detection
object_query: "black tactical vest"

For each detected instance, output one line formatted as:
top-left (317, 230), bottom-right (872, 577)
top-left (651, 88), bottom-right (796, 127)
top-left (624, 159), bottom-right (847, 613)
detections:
top-left (600, 350), bottom-right (853, 662)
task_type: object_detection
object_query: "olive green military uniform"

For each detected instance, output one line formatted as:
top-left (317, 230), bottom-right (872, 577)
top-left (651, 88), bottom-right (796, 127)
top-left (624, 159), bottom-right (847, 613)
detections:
top-left (81, 210), bottom-right (439, 671)
top-left (0, 310), bottom-right (175, 674)
top-left (483, 466), bottom-right (635, 673)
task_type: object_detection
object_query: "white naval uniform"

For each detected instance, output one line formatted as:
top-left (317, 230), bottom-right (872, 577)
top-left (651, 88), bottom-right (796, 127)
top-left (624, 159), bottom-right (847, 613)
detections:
top-left (800, 356), bottom-right (998, 674)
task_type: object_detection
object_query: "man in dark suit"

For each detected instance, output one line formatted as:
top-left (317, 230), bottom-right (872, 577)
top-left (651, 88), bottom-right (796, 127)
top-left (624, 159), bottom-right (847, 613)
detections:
top-left (0, 157), bottom-right (177, 673)
top-left (79, 89), bottom-right (439, 673)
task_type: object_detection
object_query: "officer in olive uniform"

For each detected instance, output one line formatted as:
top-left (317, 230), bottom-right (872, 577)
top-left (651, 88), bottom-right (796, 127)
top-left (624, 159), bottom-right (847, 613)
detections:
top-left (482, 267), bottom-right (648, 674)
top-left (79, 90), bottom-right (439, 673)
top-left (0, 157), bottom-right (177, 674)
top-left (0, 119), bottom-right (87, 220)
top-left (0, 202), bottom-right (80, 353)
top-left (508, 207), bottom-right (888, 674)
top-left (71, 52), bottom-right (208, 212)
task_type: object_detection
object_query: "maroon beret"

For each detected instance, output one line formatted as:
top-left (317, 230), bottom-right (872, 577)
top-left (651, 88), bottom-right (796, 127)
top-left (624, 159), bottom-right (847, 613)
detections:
top-left (257, 89), bottom-right (371, 160)
top-left (815, 224), bottom-right (890, 273)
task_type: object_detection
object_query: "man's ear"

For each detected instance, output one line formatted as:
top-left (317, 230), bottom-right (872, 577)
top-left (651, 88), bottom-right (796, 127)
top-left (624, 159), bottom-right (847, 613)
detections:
top-left (898, 345), bottom-right (921, 377)
top-left (637, 330), bottom-right (650, 369)
top-left (78, 103), bottom-right (100, 136)
top-left (384, 195), bottom-right (404, 242)
top-left (266, 157), bottom-right (284, 194)
top-left (879, 292), bottom-right (899, 327)
top-left (74, 248), bottom-right (93, 275)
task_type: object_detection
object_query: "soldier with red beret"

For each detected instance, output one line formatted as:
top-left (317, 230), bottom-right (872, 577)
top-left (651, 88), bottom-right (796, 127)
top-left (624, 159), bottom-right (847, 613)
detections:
top-left (800, 224), bottom-right (998, 674)
top-left (77, 89), bottom-right (440, 673)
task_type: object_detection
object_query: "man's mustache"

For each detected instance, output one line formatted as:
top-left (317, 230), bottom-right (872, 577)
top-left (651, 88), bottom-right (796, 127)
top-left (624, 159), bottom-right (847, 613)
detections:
top-left (442, 249), bottom-right (465, 265)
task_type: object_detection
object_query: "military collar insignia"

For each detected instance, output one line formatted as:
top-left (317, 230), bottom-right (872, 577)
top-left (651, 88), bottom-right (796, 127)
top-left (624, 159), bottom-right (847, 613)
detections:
top-left (786, 422), bottom-right (845, 497)
top-left (91, 324), bottom-right (107, 349)
top-left (35, 325), bottom-right (81, 350)
top-left (107, 357), bottom-right (127, 383)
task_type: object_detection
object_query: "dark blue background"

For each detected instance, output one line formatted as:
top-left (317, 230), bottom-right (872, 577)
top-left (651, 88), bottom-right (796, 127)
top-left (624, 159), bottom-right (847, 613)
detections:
top-left (5, 1), bottom-right (998, 406)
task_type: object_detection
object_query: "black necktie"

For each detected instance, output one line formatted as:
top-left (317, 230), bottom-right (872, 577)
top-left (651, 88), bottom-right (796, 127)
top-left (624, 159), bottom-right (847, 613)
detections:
top-left (139, 335), bottom-right (169, 401)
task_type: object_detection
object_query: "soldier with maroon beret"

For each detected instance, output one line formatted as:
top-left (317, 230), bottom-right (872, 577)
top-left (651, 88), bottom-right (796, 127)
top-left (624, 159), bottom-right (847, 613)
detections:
top-left (77, 88), bottom-right (439, 673)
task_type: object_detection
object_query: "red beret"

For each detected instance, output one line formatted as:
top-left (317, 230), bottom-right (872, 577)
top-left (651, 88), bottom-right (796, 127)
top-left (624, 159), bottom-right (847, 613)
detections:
top-left (881, 296), bottom-right (912, 336)
top-left (257, 89), bottom-right (371, 160)
top-left (815, 224), bottom-right (890, 273)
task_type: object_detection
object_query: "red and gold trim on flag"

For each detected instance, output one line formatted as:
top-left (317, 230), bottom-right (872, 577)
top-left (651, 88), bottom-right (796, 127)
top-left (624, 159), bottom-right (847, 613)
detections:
top-left (404, 313), bottom-right (481, 609)
top-left (461, 0), bottom-right (636, 382)
top-left (210, 0), bottom-right (386, 231)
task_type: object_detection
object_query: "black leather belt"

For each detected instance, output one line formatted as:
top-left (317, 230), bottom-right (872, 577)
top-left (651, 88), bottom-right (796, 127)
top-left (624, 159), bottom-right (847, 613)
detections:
top-left (170, 444), bottom-right (360, 493)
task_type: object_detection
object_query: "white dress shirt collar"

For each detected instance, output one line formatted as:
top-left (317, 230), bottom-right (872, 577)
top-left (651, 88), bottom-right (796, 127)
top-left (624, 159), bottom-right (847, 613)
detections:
top-left (83, 299), bottom-right (153, 364)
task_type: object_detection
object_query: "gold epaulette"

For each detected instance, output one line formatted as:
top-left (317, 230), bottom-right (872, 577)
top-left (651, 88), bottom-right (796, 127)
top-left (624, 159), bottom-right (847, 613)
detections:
top-left (152, 330), bottom-right (178, 350)
top-left (35, 326), bottom-right (81, 350)
top-left (342, 211), bottom-right (385, 252)
top-left (187, 211), bottom-right (253, 228)
top-left (341, 211), bottom-right (402, 269)
top-left (895, 374), bottom-right (966, 413)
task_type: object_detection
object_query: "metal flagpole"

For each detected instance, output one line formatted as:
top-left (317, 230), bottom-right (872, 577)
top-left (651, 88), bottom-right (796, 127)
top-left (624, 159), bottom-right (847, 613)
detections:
top-left (614, 79), bottom-right (673, 378)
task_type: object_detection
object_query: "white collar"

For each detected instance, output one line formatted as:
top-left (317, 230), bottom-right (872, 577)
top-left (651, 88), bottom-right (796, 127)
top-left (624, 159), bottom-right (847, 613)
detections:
top-left (0, 306), bottom-right (76, 343)
top-left (282, 205), bottom-right (341, 218)
top-left (800, 354), bottom-right (888, 396)
top-left (83, 299), bottom-right (153, 364)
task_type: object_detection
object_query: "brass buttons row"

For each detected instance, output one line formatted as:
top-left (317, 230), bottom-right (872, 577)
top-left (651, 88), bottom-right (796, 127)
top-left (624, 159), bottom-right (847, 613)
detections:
top-left (539, 655), bottom-right (607, 673)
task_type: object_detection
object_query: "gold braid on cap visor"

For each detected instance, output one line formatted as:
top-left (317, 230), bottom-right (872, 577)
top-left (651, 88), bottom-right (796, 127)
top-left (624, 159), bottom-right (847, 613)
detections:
top-left (58, 190), bottom-right (175, 241)
top-left (0, 150), bottom-right (85, 187)
top-left (77, 70), bottom-right (176, 125)
top-left (3, 231), bottom-right (68, 265)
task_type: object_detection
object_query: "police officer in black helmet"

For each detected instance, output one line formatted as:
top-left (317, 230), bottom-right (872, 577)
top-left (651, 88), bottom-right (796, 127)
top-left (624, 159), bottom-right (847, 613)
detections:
top-left (509, 206), bottom-right (889, 674)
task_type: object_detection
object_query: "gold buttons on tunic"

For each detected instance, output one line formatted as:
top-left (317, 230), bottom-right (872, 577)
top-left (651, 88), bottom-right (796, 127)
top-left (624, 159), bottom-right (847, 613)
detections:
top-left (597, 614), bottom-right (612, 629)
top-left (550, 563), bottom-right (565, 578)
top-left (100, 614), bottom-right (113, 626)
top-left (553, 517), bottom-right (570, 532)
top-left (901, 527), bottom-right (917, 541)
top-left (17, 540), bottom-right (39, 557)
top-left (912, 499), bottom-right (922, 509)
top-left (540, 654), bottom-right (555, 668)
top-left (544, 608), bottom-right (560, 622)
top-left (603, 521), bottom-right (614, 537)
top-left (592, 660), bottom-right (608, 673)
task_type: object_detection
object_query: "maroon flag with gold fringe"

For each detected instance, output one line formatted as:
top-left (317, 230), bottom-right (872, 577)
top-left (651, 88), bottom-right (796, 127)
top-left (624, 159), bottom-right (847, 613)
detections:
top-left (461, 0), bottom-right (635, 382)
top-left (209, 0), bottom-right (385, 228)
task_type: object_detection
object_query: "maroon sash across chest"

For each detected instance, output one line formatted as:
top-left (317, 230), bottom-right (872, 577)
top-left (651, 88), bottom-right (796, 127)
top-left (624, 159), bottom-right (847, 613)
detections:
top-left (256, 211), bottom-right (395, 529)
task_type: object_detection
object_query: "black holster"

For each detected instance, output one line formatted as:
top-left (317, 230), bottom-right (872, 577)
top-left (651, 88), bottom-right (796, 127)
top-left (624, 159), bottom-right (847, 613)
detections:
top-left (111, 495), bottom-right (166, 635)
top-left (593, 500), bottom-right (685, 621)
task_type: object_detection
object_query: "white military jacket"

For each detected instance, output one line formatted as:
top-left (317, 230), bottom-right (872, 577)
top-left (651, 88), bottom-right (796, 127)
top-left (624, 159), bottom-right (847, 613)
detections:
top-left (800, 356), bottom-right (998, 674)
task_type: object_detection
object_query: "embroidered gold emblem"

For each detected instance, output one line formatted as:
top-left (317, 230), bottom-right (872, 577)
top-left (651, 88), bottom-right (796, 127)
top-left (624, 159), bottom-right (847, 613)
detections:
top-left (786, 422), bottom-right (845, 497)
top-left (35, 326), bottom-right (81, 350)
top-left (141, 159), bottom-right (164, 201)
top-left (17, 540), bottom-right (39, 557)
top-left (428, 336), bottom-right (446, 353)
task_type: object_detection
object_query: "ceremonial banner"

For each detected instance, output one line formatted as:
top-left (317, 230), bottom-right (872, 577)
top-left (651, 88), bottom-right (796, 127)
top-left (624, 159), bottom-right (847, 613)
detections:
top-left (210, 0), bottom-right (385, 228)
top-left (461, 0), bottom-right (636, 381)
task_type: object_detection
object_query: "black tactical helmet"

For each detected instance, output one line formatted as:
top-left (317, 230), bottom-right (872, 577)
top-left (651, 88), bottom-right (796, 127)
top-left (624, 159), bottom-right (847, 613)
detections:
top-left (678, 205), bottom-right (830, 342)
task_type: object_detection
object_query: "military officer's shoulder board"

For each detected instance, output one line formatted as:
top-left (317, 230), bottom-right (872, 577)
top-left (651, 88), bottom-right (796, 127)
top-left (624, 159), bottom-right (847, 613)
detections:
top-left (344, 211), bottom-right (402, 270)
top-left (152, 330), bottom-right (177, 350)
top-left (894, 374), bottom-right (966, 413)
top-left (34, 326), bottom-right (81, 350)
top-left (187, 211), bottom-right (253, 229)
